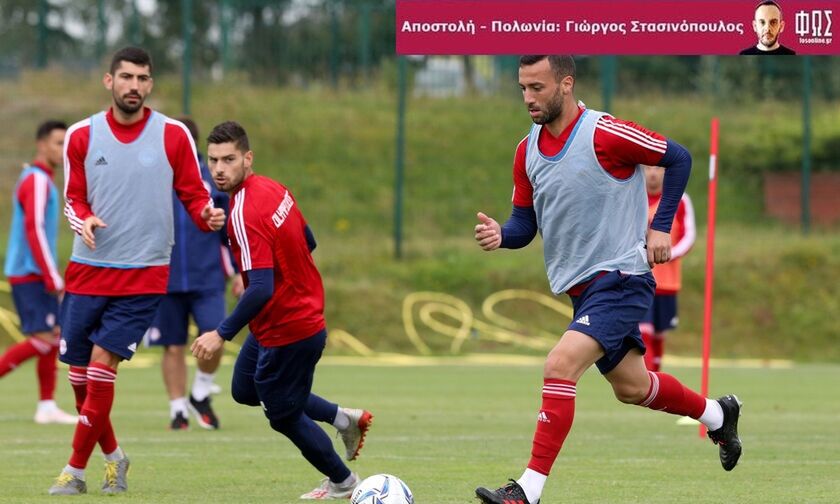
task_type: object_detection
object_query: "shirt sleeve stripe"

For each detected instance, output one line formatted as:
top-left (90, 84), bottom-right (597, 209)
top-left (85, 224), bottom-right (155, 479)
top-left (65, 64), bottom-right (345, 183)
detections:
top-left (231, 189), bottom-right (252, 271)
top-left (62, 119), bottom-right (89, 198)
top-left (63, 119), bottom-right (90, 236)
top-left (599, 117), bottom-right (668, 149)
top-left (595, 122), bottom-right (667, 154)
top-left (33, 173), bottom-right (64, 290)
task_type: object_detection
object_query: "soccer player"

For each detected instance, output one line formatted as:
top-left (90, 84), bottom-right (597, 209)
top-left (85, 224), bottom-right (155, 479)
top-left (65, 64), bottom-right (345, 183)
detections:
top-left (640, 165), bottom-right (696, 372)
top-left (473, 56), bottom-right (742, 504)
top-left (1, 120), bottom-right (76, 425)
top-left (191, 121), bottom-right (373, 500)
top-left (48, 47), bottom-right (225, 496)
top-left (144, 117), bottom-right (239, 431)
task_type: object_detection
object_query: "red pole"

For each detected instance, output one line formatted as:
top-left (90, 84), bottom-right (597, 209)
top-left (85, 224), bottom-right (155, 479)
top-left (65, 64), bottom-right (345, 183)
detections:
top-left (700, 118), bottom-right (719, 438)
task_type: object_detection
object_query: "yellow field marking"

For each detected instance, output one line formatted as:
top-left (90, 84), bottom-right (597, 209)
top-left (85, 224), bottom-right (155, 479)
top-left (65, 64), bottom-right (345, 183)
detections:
top-left (402, 289), bottom-right (573, 355)
top-left (0, 307), bottom-right (25, 343)
top-left (118, 352), bottom-right (793, 369)
top-left (0, 287), bottom-right (794, 370)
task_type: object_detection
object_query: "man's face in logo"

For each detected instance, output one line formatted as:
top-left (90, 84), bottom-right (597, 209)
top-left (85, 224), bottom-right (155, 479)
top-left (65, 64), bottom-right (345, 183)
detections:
top-left (753, 4), bottom-right (785, 48)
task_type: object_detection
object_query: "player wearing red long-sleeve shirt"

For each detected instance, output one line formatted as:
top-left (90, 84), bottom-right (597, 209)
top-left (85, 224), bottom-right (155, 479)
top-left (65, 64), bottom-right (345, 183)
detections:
top-left (48, 47), bottom-right (225, 496)
top-left (1, 120), bottom-right (76, 425)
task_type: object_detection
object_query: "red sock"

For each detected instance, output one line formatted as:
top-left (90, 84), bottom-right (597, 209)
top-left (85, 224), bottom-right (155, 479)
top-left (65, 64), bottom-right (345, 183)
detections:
top-left (0, 339), bottom-right (42, 377)
top-left (68, 363), bottom-right (117, 469)
top-left (68, 367), bottom-right (118, 455)
top-left (650, 334), bottom-right (665, 372)
top-left (640, 325), bottom-right (655, 371)
top-left (37, 341), bottom-right (59, 400)
top-left (638, 371), bottom-right (705, 418)
top-left (527, 379), bottom-right (576, 476)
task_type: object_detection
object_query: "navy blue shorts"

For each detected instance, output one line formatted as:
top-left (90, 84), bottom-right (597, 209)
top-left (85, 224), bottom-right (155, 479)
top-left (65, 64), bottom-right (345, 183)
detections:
top-left (58, 293), bottom-right (162, 366)
top-left (641, 294), bottom-right (678, 333)
top-left (568, 271), bottom-right (655, 374)
top-left (231, 330), bottom-right (326, 421)
top-left (11, 281), bottom-right (59, 334)
top-left (145, 290), bottom-right (225, 347)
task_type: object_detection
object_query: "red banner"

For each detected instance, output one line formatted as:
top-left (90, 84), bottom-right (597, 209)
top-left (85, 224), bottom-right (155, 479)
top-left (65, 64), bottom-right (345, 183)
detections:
top-left (397, 1), bottom-right (838, 55)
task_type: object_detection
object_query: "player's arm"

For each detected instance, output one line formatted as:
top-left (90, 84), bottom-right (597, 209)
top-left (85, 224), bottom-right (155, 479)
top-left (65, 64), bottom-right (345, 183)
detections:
top-left (63, 122), bottom-right (93, 236)
top-left (476, 137), bottom-right (537, 251)
top-left (191, 268), bottom-right (273, 360)
top-left (217, 268), bottom-right (273, 340)
top-left (670, 195), bottom-right (696, 260)
top-left (165, 121), bottom-right (222, 231)
top-left (596, 117), bottom-right (691, 264)
top-left (17, 174), bottom-right (64, 292)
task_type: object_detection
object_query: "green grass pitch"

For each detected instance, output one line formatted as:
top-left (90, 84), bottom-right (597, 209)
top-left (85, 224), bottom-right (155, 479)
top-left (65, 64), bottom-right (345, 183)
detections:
top-left (1, 358), bottom-right (839, 503)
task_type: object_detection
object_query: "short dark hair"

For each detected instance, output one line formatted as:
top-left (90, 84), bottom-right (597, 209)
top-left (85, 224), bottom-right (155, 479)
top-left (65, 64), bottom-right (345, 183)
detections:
top-left (519, 55), bottom-right (576, 83)
top-left (207, 121), bottom-right (250, 153)
top-left (36, 120), bottom-right (67, 140)
top-left (755, 0), bottom-right (783, 15)
top-left (110, 46), bottom-right (153, 74)
top-left (177, 117), bottom-right (199, 143)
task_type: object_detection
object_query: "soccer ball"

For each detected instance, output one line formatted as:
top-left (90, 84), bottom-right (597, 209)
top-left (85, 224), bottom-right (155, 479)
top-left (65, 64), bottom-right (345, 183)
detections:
top-left (351, 474), bottom-right (414, 504)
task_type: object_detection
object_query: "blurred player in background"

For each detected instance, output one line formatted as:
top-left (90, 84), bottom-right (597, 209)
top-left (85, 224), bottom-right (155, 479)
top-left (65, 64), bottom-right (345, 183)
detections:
top-left (640, 165), bottom-right (696, 372)
top-left (192, 121), bottom-right (373, 500)
top-left (49, 46), bottom-right (225, 496)
top-left (144, 117), bottom-right (241, 431)
top-left (1, 120), bottom-right (76, 425)
top-left (473, 55), bottom-right (742, 504)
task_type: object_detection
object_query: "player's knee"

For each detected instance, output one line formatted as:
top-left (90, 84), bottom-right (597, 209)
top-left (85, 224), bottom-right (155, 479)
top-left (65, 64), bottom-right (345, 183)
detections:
top-left (163, 345), bottom-right (184, 356)
top-left (267, 410), bottom-right (302, 434)
top-left (543, 350), bottom-right (580, 380)
top-left (230, 382), bottom-right (260, 407)
top-left (612, 382), bottom-right (647, 404)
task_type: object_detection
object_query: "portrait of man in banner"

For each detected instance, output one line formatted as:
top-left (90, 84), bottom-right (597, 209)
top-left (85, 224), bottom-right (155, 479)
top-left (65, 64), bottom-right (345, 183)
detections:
top-left (740, 0), bottom-right (797, 54)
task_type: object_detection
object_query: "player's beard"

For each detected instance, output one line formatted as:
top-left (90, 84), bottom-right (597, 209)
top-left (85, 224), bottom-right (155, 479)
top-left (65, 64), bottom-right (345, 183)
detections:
top-left (113, 90), bottom-right (145, 115)
top-left (759, 31), bottom-right (778, 48)
top-left (530, 88), bottom-right (564, 125)
top-left (215, 161), bottom-right (247, 192)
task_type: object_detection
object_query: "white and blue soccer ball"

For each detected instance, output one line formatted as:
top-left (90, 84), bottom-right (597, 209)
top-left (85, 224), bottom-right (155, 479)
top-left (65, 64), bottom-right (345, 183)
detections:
top-left (351, 474), bottom-right (414, 504)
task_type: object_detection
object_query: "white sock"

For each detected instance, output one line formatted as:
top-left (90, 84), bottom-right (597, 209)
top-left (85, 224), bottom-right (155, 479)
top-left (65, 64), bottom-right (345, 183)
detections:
top-left (517, 468), bottom-right (547, 503)
top-left (191, 370), bottom-right (216, 401)
top-left (698, 398), bottom-right (724, 431)
top-left (170, 397), bottom-right (188, 419)
top-left (333, 407), bottom-right (350, 430)
top-left (104, 446), bottom-right (125, 462)
top-left (37, 399), bottom-right (58, 413)
top-left (63, 465), bottom-right (85, 480)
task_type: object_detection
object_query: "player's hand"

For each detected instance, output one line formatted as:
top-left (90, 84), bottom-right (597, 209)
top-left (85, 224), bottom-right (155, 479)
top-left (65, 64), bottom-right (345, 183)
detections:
top-left (474, 212), bottom-right (502, 251)
top-left (202, 205), bottom-right (226, 231)
top-left (81, 216), bottom-right (107, 250)
top-left (230, 274), bottom-right (245, 298)
top-left (646, 229), bottom-right (672, 266)
top-left (192, 330), bottom-right (224, 360)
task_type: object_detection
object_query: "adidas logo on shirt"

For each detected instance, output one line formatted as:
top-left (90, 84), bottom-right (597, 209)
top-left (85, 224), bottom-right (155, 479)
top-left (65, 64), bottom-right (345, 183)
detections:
top-left (537, 411), bottom-right (550, 423)
top-left (94, 156), bottom-right (108, 166)
top-left (575, 315), bottom-right (591, 326)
